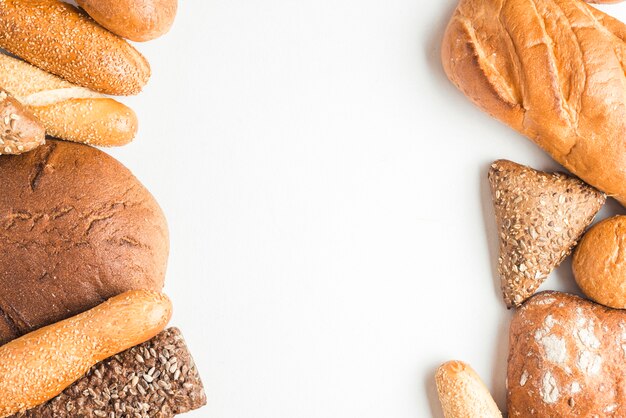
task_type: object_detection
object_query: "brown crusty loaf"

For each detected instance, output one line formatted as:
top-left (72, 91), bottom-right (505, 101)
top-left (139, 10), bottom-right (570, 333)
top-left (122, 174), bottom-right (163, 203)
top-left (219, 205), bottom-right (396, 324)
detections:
top-left (0, 89), bottom-right (45, 155)
top-left (436, 360), bottom-right (502, 418)
top-left (0, 54), bottom-right (137, 147)
top-left (0, 290), bottom-right (172, 417)
top-left (442, 0), bottom-right (626, 206)
top-left (489, 160), bottom-right (605, 308)
top-left (573, 216), bottom-right (626, 309)
top-left (77, 0), bottom-right (178, 42)
top-left (0, 0), bottom-right (150, 95)
top-left (12, 328), bottom-right (207, 418)
top-left (508, 291), bottom-right (626, 416)
top-left (0, 140), bottom-right (169, 346)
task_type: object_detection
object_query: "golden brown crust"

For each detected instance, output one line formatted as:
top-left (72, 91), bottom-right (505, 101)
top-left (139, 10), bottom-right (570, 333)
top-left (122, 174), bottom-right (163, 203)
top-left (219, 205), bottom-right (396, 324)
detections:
top-left (436, 361), bottom-right (502, 418)
top-left (0, 90), bottom-right (45, 155)
top-left (0, 54), bottom-right (137, 147)
top-left (77, 0), bottom-right (178, 42)
top-left (489, 160), bottom-right (605, 307)
top-left (0, 290), bottom-right (172, 417)
top-left (573, 216), bottom-right (626, 309)
top-left (508, 292), bottom-right (626, 416)
top-left (0, 0), bottom-right (150, 95)
top-left (442, 0), bottom-right (626, 206)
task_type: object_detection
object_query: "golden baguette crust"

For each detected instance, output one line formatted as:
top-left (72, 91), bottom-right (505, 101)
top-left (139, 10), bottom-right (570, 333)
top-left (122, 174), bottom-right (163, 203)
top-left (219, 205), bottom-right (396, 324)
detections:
top-left (436, 361), bottom-right (502, 418)
top-left (0, 54), bottom-right (137, 147)
top-left (0, 290), bottom-right (172, 418)
top-left (442, 0), bottom-right (626, 206)
top-left (0, 90), bottom-right (45, 155)
top-left (77, 0), bottom-right (178, 42)
top-left (0, 0), bottom-right (150, 96)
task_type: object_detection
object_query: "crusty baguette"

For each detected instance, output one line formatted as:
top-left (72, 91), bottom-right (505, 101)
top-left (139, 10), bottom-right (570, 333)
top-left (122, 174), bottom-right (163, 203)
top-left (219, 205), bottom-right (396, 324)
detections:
top-left (0, 290), bottom-right (172, 418)
top-left (77, 0), bottom-right (178, 42)
top-left (436, 361), bottom-right (502, 418)
top-left (441, 0), bottom-right (626, 206)
top-left (0, 54), bottom-right (137, 147)
top-left (0, 89), bottom-right (45, 155)
top-left (0, 0), bottom-right (150, 96)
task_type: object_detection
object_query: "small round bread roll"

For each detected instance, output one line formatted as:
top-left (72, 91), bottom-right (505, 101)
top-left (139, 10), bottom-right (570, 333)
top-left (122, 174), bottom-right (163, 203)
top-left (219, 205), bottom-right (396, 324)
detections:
top-left (77, 0), bottom-right (178, 42)
top-left (573, 216), bottom-right (626, 309)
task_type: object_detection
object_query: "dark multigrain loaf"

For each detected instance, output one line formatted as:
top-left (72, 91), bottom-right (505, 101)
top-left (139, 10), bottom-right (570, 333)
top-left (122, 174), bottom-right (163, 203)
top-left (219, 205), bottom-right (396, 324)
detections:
top-left (0, 140), bottom-right (168, 345)
top-left (11, 328), bottom-right (206, 418)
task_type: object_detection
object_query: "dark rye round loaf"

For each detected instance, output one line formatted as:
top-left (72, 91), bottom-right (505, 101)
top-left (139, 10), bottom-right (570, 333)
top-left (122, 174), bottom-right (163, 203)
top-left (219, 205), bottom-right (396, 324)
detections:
top-left (0, 140), bottom-right (168, 345)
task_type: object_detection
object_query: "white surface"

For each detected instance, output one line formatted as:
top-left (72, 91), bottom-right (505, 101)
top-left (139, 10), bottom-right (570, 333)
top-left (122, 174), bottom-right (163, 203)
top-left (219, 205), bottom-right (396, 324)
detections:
top-left (108, 1), bottom-right (626, 416)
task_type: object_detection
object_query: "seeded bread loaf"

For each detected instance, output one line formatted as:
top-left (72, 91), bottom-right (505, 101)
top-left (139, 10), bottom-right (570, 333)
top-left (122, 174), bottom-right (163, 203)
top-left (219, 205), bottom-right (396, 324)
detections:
top-left (442, 0), bottom-right (626, 206)
top-left (11, 328), bottom-right (207, 417)
top-left (508, 292), bottom-right (626, 416)
top-left (0, 140), bottom-right (169, 345)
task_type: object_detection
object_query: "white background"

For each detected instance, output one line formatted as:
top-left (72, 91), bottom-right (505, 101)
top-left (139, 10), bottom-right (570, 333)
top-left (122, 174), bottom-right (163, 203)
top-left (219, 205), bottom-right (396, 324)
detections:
top-left (104, 1), bottom-right (626, 416)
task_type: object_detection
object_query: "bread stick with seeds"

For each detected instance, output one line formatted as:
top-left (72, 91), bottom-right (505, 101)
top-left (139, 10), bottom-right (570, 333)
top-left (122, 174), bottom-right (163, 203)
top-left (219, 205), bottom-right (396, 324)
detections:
top-left (0, 290), bottom-right (172, 418)
top-left (0, 54), bottom-right (137, 147)
top-left (0, 89), bottom-right (45, 155)
top-left (0, 0), bottom-right (150, 96)
top-left (436, 361), bottom-right (502, 418)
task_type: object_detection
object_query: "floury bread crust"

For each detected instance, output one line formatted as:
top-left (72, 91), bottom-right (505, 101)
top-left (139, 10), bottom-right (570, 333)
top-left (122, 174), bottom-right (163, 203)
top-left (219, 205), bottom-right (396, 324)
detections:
top-left (0, 140), bottom-right (169, 345)
top-left (442, 0), bottom-right (626, 206)
top-left (508, 292), bottom-right (626, 416)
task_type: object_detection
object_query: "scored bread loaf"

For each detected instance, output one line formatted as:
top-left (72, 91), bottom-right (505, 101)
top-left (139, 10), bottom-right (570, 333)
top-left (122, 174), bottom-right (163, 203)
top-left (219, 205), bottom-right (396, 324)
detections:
top-left (442, 0), bottom-right (626, 206)
top-left (0, 0), bottom-right (150, 95)
top-left (0, 54), bottom-right (137, 147)
top-left (0, 140), bottom-right (169, 346)
top-left (0, 290), bottom-right (172, 417)
top-left (0, 89), bottom-right (45, 155)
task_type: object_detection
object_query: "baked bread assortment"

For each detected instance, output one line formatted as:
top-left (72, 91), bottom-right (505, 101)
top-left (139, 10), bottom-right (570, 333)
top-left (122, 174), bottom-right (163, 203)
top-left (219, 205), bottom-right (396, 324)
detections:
top-left (0, 2), bottom-right (204, 416)
top-left (573, 216), bottom-right (626, 309)
top-left (489, 160), bottom-right (605, 307)
top-left (436, 0), bottom-right (626, 415)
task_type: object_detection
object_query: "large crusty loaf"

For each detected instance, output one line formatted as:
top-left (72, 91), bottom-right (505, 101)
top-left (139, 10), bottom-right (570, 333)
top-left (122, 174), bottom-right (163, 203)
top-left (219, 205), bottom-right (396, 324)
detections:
top-left (442, 0), bottom-right (626, 206)
top-left (436, 360), bottom-right (502, 418)
top-left (77, 0), bottom-right (178, 42)
top-left (489, 160), bottom-right (605, 307)
top-left (0, 290), bottom-right (172, 417)
top-left (0, 89), bottom-right (45, 155)
top-left (12, 328), bottom-right (206, 418)
top-left (0, 140), bottom-right (169, 346)
top-left (508, 291), bottom-right (626, 416)
top-left (0, 54), bottom-right (137, 147)
top-left (0, 0), bottom-right (150, 95)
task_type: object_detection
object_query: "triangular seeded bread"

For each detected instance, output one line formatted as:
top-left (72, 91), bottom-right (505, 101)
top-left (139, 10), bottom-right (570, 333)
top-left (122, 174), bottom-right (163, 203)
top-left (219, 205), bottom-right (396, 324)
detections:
top-left (488, 160), bottom-right (605, 308)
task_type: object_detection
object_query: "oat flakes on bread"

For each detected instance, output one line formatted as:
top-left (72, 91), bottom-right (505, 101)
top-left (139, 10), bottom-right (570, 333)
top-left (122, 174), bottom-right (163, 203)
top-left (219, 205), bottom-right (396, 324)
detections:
top-left (436, 361), bottom-right (502, 418)
top-left (508, 291), bottom-right (626, 416)
top-left (442, 0), bottom-right (626, 206)
top-left (0, 89), bottom-right (45, 155)
top-left (573, 216), bottom-right (626, 309)
top-left (489, 160), bottom-right (604, 308)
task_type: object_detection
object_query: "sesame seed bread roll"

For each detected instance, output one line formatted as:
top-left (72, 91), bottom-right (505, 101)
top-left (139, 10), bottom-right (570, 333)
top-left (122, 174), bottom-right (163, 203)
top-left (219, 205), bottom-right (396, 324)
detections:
top-left (0, 290), bottom-right (172, 418)
top-left (0, 54), bottom-right (137, 147)
top-left (0, 0), bottom-right (150, 96)
top-left (0, 89), bottom-right (45, 155)
top-left (435, 361), bottom-right (502, 418)
top-left (77, 0), bottom-right (178, 42)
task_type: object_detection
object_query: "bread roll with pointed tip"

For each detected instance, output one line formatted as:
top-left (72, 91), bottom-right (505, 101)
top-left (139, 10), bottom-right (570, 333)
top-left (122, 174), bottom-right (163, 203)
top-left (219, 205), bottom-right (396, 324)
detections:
top-left (0, 89), bottom-right (45, 155)
top-left (0, 290), bottom-right (172, 418)
top-left (0, 54), bottom-right (137, 147)
top-left (0, 0), bottom-right (150, 96)
top-left (77, 0), bottom-right (178, 42)
top-left (436, 361), bottom-right (502, 418)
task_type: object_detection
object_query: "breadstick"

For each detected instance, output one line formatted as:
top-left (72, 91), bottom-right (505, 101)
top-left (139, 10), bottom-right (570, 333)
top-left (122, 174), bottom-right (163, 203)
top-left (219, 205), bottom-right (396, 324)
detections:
top-left (435, 361), bottom-right (502, 418)
top-left (0, 89), bottom-right (45, 155)
top-left (0, 290), bottom-right (172, 418)
top-left (0, 54), bottom-right (137, 147)
top-left (0, 0), bottom-right (150, 96)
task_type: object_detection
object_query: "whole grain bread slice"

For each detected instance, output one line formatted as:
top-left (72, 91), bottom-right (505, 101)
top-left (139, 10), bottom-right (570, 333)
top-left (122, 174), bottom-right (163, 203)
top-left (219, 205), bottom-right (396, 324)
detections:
top-left (488, 160), bottom-right (605, 308)
top-left (10, 327), bottom-right (206, 418)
